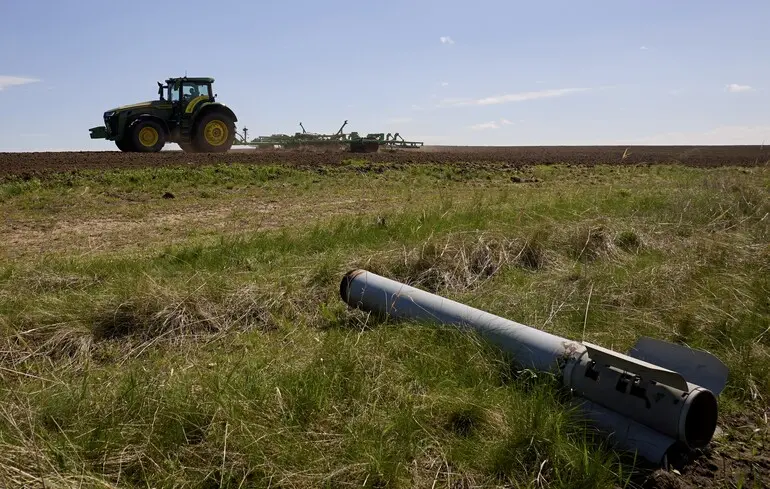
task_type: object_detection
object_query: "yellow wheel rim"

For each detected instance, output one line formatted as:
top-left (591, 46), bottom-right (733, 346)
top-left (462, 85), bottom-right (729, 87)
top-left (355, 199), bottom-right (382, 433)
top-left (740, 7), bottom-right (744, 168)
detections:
top-left (138, 126), bottom-right (159, 147)
top-left (204, 120), bottom-right (229, 146)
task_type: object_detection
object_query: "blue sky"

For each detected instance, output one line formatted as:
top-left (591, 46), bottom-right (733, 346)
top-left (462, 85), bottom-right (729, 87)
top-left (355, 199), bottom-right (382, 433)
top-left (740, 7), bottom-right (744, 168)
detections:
top-left (1, 0), bottom-right (769, 151)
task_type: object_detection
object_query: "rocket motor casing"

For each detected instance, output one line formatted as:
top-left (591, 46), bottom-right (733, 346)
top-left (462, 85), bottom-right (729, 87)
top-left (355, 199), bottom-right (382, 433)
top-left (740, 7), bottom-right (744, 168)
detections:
top-left (339, 269), bottom-right (722, 464)
top-left (340, 269), bottom-right (586, 372)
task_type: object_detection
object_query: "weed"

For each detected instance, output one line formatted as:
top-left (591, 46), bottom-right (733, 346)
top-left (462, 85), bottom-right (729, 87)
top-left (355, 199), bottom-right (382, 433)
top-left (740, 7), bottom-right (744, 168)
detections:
top-left (615, 229), bottom-right (642, 253)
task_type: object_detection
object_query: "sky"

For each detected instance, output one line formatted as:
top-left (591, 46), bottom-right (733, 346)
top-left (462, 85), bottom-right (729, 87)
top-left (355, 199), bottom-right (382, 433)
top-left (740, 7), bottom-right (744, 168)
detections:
top-left (1, 0), bottom-right (769, 151)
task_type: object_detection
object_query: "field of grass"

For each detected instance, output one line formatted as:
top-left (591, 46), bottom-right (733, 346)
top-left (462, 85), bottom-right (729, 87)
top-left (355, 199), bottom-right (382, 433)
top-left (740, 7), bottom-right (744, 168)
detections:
top-left (0, 160), bottom-right (768, 488)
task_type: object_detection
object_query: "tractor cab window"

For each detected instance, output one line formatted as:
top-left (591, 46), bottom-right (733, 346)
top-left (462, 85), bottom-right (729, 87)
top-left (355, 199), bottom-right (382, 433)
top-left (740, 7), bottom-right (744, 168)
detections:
top-left (168, 81), bottom-right (210, 104)
top-left (170, 84), bottom-right (180, 103)
top-left (182, 83), bottom-right (210, 101)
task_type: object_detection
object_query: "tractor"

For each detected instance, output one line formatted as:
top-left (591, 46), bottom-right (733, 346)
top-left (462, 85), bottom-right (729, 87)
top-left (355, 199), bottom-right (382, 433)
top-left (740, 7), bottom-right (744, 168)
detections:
top-left (89, 76), bottom-right (237, 153)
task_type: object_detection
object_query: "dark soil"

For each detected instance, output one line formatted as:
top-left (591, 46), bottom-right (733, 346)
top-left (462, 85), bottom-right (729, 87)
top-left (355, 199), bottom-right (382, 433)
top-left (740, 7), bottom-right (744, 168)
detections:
top-left (1, 145), bottom-right (769, 180)
top-left (635, 412), bottom-right (770, 489)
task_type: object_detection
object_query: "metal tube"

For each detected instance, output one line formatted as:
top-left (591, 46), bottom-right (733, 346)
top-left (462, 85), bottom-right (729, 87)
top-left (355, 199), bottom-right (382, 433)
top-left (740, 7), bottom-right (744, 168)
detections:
top-left (340, 269), bottom-right (586, 374)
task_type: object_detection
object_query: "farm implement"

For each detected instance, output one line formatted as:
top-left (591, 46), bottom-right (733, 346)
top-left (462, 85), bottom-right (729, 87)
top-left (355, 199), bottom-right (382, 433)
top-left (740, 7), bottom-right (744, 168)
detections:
top-left (233, 120), bottom-right (424, 153)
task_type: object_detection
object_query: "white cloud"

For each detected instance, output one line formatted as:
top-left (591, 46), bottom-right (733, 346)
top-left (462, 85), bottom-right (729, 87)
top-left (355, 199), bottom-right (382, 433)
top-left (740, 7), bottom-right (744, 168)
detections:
top-left (0, 75), bottom-right (40, 91)
top-left (726, 83), bottom-right (753, 93)
top-left (440, 36), bottom-right (455, 45)
top-left (470, 121), bottom-right (500, 130)
top-left (440, 87), bottom-right (590, 108)
top-left (477, 88), bottom-right (589, 105)
top-left (469, 118), bottom-right (515, 131)
top-left (640, 46), bottom-right (648, 50)
top-left (437, 97), bottom-right (468, 107)
top-left (441, 81), bottom-right (449, 87)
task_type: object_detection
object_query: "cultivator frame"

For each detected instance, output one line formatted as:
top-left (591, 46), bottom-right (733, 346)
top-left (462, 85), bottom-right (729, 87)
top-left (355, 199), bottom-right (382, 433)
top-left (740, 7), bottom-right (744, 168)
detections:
top-left (233, 120), bottom-right (423, 153)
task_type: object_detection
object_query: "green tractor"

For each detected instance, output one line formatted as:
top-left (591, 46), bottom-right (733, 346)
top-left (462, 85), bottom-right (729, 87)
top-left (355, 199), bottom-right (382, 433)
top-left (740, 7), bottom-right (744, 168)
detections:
top-left (89, 76), bottom-right (237, 153)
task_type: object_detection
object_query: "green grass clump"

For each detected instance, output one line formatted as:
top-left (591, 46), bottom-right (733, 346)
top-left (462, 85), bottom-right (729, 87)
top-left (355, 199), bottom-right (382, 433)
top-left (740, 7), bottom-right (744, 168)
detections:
top-left (2, 324), bottom-right (625, 488)
top-left (0, 161), bottom-right (768, 487)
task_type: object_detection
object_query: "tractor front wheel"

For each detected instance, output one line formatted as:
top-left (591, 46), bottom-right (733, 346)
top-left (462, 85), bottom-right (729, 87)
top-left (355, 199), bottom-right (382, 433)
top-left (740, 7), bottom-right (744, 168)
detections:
top-left (192, 112), bottom-right (235, 153)
top-left (115, 138), bottom-right (134, 152)
top-left (130, 120), bottom-right (166, 153)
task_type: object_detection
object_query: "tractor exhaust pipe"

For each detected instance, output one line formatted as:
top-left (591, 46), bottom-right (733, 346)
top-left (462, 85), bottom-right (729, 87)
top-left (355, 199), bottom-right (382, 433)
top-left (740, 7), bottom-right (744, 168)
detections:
top-left (339, 269), bottom-right (728, 465)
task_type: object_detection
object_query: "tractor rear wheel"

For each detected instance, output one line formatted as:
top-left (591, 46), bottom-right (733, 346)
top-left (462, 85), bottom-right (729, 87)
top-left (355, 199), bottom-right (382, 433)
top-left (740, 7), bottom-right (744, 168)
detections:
top-left (130, 120), bottom-right (166, 153)
top-left (192, 112), bottom-right (235, 153)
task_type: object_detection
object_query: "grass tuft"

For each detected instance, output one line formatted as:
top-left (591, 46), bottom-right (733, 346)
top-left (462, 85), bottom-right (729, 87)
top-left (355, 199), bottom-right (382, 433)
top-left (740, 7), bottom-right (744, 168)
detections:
top-left (445, 402), bottom-right (487, 438)
top-left (517, 225), bottom-right (552, 270)
top-left (568, 223), bottom-right (618, 262)
top-left (614, 229), bottom-right (643, 254)
top-left (361, 233), bottom-right (522, 294)
top-left (3, 284), bottom-right (284, 371)
top-left (89, 289), bottom-right (276, 345)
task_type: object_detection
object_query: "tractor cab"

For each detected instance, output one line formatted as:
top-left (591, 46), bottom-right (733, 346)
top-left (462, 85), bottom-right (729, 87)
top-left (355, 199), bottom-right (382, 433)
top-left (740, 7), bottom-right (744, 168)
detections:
top-left (158, 77), bottom-right (216, 117)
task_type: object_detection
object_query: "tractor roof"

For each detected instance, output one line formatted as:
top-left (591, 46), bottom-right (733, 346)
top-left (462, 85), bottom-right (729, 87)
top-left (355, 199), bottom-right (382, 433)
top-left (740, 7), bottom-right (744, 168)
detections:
top-left (165, 76), bottom-right (215, 84)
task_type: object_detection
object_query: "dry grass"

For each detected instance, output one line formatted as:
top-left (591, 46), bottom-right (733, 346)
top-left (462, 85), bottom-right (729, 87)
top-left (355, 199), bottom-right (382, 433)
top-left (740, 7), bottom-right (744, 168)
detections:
top-left (1, 284), bottom-right (284, 376)
top-left (346, 227), bottom-right (557, 298)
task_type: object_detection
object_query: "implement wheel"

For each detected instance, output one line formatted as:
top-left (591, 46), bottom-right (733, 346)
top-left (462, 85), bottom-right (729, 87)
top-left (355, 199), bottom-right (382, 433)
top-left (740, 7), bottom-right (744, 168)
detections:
top-left (350, 140), bottom-right (379, 153)
top-left (130, 120), bottom-right (166, 153)
top-left (193, 112), bottom-right (235, 153)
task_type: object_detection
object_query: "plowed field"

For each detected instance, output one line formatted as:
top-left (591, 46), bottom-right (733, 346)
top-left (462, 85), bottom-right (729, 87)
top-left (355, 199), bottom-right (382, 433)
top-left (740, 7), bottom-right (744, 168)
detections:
top-left (1, 145), bottom-right (768, 179)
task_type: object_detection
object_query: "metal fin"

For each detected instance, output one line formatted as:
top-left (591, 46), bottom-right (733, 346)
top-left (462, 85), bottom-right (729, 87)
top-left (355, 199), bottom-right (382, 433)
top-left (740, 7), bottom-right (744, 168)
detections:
top-left (628, 337), bottom-right (729, 395)
top-left (583, 341), bottom-right (690, 392)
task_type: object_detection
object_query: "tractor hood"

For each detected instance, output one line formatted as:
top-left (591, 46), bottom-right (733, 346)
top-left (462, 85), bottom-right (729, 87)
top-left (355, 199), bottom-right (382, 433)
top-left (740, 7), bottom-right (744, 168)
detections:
top-left (106, 100), bottom-right (169, 113)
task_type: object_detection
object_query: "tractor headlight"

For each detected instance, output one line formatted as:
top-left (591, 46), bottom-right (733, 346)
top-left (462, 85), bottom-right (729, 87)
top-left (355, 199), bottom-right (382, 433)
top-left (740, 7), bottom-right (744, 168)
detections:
top-left (103, 112), bottom-right (116, 135)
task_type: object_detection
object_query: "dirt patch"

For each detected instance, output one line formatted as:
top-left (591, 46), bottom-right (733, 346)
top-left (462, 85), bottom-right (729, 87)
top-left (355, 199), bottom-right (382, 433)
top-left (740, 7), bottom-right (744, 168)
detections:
top-left (0, 196), bottom-right (380, 259)
top-left (639, 411), bottom-right (770, 489)
top-left (0, 204), bottom-right (263, 259)
top-left (1, 145), bottom-right (769, 179)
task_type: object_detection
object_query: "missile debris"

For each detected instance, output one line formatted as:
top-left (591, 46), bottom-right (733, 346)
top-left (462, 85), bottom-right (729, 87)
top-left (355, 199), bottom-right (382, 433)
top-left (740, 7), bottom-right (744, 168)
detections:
top-left (339, 269), bottom-right (729, 465)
